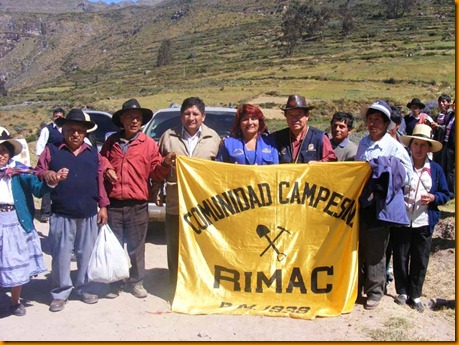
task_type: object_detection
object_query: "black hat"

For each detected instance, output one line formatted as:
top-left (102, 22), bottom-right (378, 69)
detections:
top-left (406, 98), bottom-right (425, 109)
top-left (55, 109), bottom-right (96, 130)
top-left (112, 98), bottom-right (153, 128)
top-left (281, 95), bottom-right (315, 111)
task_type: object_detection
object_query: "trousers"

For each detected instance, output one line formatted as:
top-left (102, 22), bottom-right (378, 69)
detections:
top-left (358, 222), bottom-right (390, 302)
top-left (392, 225), bottom-right (432, 299)
top-left (108, 201), bottom-right (148, 285)
top-left (49, 214), bottom-right (98, 300)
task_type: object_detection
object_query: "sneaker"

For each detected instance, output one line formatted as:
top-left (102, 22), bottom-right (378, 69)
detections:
top-left (394, 294), bottom-right (408, 305)
top-left (364, 299), bottom-right (380, 310)
top-left (10, 303), bottom-right (26, 316)
top-left (80, 293), bottom-right (98, 304)
top-left (407, 298), bottom-right (424, 313)
top-left (49, 299), bottom-right (66, 312)
top-left (130, 284), bottom-right (147, 299)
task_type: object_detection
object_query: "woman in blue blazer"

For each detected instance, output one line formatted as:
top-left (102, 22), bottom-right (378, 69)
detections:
top-left (216, 104), bottom-right (279, 165)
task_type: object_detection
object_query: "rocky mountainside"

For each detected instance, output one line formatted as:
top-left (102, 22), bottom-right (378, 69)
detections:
top-left (0, 0), bottom-right (163, 13)
top-left (0, 0), bottom-right (453, 118)
top-left (0, 0), bottom-right (288, 93)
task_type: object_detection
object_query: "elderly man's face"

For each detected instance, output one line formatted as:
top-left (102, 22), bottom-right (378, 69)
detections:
top-left (366, 112), bottom-right (389, 141)
top-left (62, 122), bottom-right (87, 151)
top-left (120, 110), bottom-right (143, 138)
top-left (284, 108), bottom-right (309, 135)
top-left (181, 105), bottom-right (205, 136)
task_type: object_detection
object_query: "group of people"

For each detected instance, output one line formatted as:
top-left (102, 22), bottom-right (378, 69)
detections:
top-left (1, 103), bottom-right (174, 315)
top-left (0, 93), bottom-right (452, 317)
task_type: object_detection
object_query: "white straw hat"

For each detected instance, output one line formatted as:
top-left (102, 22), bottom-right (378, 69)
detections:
top-left (400, 124), bottom-right (442, 153)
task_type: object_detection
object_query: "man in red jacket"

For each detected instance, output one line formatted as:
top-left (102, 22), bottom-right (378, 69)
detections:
top-left (100, 99), bottom-right (176, 299)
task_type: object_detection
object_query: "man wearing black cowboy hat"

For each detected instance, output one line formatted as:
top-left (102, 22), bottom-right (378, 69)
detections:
top-left (36, 109), bottom-right (110, 312)
top-left (404, 97), bottom-right (434, 136)
top-left (100, 98), bottom-right (175, 299)
top-left (271, 94), bottom-right (336, 163)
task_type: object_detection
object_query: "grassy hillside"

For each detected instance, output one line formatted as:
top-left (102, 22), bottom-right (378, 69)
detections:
top-left (0, 0), bottom-right (454, 140)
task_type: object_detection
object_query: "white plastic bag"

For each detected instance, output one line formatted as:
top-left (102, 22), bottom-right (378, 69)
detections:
top-left (88, 224), bottom-right (130, 283)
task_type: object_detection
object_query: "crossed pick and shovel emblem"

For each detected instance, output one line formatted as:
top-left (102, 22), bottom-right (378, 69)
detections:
top-left (256, 225), bottom-right (291, 261)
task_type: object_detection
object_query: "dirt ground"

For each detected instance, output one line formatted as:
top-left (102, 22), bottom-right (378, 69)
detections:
top-left (0, 217), bottom-right (455, 341)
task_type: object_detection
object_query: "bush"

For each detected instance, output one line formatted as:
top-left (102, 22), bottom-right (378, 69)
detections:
top-left (383, 77), bottom-right (398, 84)
top-left (26, 134), bottom-right (38, 142)
top-left (259, 102), bottom-right (278, 109)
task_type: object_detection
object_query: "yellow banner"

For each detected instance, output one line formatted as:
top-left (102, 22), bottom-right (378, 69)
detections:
top-left (172, 156), bottom-right (371, 319)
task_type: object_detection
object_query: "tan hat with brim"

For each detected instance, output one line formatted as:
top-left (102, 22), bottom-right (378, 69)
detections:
top-left (400, 124), bottom-right (442, 153)
top-left (0, 137), bottom-right (23, 157)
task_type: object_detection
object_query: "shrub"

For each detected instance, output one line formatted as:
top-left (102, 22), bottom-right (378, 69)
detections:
top-left (26, 134), bottom-right (38, 142)
top-left (383, 77), bottom-right (398, 84)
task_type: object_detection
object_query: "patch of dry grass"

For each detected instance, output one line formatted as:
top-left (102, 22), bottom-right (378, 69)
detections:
top-left (364, 317), bottom-right (429, 341)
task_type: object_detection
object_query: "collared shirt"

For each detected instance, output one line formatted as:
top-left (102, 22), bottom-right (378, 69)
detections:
top-left (36, 122), bottom-right (62, 155)
top-left (119, 132), bottom-right (140, 154)
top-left (290, 126), bottom-right (336, 162)
top-left (100, 131), bottom-right (170, 201)
top-left (331, 137), bottom-right (350, 149)
top-left (405, 157), bottom-right (431, 227)
top-left (290, 126), bottom-right (308, 162)
top-left (356, 132), bottom-right (413, 185)
top-left (330, 137), bottom-right (357, 161)
top-left (37, 142), bottom-right (109, 207)
top-left (182, 126), bottom-right (202, 157)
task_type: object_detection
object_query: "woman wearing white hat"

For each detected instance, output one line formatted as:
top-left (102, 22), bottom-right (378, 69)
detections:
top-left (0, 136), bottom-right (67, 316)
top-left (392, 124), bottom-right (450, 313)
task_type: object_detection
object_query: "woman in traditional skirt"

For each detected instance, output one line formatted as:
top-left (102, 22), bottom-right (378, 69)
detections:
top-left (0, 136), bottom-right (67, 316)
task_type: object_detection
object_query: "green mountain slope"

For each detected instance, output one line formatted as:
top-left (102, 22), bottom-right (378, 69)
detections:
top-left (0, 0), bottom-right (454, 138)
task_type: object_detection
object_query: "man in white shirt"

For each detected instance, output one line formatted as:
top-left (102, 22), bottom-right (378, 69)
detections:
top-left (157, 97), bottom-right (220, 288)
top-left (356, 100), bottom-right (413, 311)
top-left (35, 108), bottom-right (65, 222)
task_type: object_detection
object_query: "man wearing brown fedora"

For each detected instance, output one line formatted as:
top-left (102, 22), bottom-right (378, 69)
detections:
top-left (36, 109), bottom-right (109, 312)
top-left (100, 99), bottom-right (176, 299)
top-left (272, 95), bottom-right (336, 163)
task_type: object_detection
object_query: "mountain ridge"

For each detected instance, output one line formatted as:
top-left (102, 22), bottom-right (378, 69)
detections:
top-left (0, 0), bottom-right (454, 123)
top-left (0, 0), bottom-right (164, 13)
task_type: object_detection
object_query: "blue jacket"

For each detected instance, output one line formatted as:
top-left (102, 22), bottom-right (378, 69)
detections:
top-left (425, 160), bottom-right (450, 234)
top-left (216, 134), bottom-right (279, 165)
top-left (11, 168), bottom-right (52, 233)
top-left (359, 156), bottom-right (409, 228)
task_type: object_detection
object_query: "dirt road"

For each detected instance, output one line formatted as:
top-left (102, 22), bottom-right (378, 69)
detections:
top-left (0, 219), bottom-right (454, 341)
